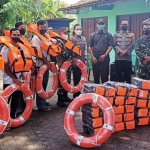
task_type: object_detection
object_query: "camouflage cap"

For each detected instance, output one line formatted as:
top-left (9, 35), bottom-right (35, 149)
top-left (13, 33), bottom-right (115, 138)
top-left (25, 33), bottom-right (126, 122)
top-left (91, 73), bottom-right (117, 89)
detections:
top-left (142, 18), bottom-right (150, 26)
top-left (97, 18), bottom-right (105, 24)
top-left (59, 27), bottom-right (70, 33)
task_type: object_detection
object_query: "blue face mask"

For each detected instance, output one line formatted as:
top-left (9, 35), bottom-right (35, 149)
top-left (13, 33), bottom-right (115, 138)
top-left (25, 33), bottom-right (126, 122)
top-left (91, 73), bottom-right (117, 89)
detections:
top-left (98, 25), bottom-right (105, 31)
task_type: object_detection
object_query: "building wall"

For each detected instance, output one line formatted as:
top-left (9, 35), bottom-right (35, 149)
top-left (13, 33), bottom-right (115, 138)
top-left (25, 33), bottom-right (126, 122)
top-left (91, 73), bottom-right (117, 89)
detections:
top-left (78, 0), bottom-right (150, 63)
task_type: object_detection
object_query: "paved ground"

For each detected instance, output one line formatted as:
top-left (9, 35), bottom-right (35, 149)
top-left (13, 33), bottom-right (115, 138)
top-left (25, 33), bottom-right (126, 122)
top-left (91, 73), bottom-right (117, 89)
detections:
top-left (0, 71), bottom-right (150, 150)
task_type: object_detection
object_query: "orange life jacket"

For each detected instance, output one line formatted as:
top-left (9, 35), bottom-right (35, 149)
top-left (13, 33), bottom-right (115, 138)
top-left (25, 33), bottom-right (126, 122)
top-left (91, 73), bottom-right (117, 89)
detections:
top-left (0, 36), bottom-right (32, 72)
top-left (3, 30), bottom-right (42, 58)
top-left (0, 54), bottom-right (4, 70)
top-left (27, 24), bottom-right (61, 57)
top-left (49, 31), bottom-right (82, 56)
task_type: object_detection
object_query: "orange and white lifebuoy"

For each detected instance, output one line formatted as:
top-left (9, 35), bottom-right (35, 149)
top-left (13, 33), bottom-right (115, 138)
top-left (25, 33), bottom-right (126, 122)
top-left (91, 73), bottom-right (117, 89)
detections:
top-left (1, 83), bottom-right (33, 128)
top-left (64, 93), bottom-right (115, 148)
top-left (36, 62), bottom-right (58, 99)
top-left (59, 58), bottom-right (88, 93)
top-left (0, 96), bottom-right (9, 134)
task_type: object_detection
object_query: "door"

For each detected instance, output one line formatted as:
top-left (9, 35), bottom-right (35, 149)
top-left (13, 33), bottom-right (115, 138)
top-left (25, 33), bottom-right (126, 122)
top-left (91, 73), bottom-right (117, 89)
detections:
top-left (116, 13), bottom-right (150, 39)
top-left (81, 17), bottom-right (108, 44)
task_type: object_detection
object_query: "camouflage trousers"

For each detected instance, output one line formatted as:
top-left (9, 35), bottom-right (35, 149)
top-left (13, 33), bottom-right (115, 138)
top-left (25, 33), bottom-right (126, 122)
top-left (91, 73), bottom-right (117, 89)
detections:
top-left (138, 65), bottom-right (150, 80)
top-left (57, 67), bottom-right (71, 96)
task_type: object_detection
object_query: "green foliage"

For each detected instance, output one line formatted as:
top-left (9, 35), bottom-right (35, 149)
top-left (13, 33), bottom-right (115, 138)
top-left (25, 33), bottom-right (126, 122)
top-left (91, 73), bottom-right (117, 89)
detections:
top-left (0, 0), bottom-right (68, 35)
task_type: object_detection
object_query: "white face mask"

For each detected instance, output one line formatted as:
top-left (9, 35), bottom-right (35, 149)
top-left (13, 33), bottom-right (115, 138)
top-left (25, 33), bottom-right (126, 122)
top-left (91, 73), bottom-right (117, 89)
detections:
top-left (75, 30), bottom-right (82, 36)
top-left (62, 34), bottom-right (68, 40)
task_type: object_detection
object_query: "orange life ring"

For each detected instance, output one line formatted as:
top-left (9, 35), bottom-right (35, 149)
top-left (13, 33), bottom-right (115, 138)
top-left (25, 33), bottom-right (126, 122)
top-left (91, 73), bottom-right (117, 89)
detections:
top-left (59, 58), bottom-right (88, 93)
top-left (36, 62), bottom-right (59, 99)
top-left (64, 93), bottom-right (115, 148)
top-left (0, 96), bottom-right (9, 134)
top-left (1, 83), bottom-right (33, 128)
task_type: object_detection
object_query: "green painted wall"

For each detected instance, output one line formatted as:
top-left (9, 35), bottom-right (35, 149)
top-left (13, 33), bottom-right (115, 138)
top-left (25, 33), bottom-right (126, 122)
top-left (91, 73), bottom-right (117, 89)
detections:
top-left (78, 0), bottom-right (150, 63)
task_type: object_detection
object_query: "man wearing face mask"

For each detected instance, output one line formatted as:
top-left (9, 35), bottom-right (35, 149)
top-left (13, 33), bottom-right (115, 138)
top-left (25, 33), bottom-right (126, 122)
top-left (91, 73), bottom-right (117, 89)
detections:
top-left (31, 20), bottom-right (52, 111)
top-left (56, 27), bottom-right (73, 107)
top-left (89, 19), bottom-right (114, 84)
top-left (113, 20), bottom-right (135, 83)
top-left (1, 28), bottom-right (24, 119)
top-left (135, 18), bottom-right (150, 79)
top-left (15, 22), bottom-right (26, 36)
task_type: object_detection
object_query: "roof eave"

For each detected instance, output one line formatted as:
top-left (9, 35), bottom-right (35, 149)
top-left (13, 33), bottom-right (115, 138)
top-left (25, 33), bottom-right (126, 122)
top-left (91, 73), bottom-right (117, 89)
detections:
top-left (59, 0), bottom-right (132, 13)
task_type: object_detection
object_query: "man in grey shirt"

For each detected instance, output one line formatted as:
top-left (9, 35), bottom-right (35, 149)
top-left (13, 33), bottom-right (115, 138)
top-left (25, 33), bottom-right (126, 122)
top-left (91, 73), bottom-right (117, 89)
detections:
top-left (113, 20), bottom-right (135, 83)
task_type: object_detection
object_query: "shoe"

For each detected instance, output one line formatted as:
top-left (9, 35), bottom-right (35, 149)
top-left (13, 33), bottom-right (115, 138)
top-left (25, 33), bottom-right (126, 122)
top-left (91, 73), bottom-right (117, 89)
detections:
top-left (46, 102), bottom-right (51, 106)
top-left (56, 101), bottom-right (67, 107)
top-left (38, 106), bottom-right (51, 112)
top-left (63, 96), bottom-right (73, 103)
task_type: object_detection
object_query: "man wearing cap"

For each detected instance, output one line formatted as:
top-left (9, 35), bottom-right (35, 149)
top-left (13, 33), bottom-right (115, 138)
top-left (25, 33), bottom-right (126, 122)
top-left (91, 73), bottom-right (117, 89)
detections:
top-left (135, 18), bottom-right (150, 79)
top-left (56, 27), bottom-right (72, 107)
top-left (89, 18), bottom-right (115, 84)
top-left (113, 20), bottom-right (135, 83)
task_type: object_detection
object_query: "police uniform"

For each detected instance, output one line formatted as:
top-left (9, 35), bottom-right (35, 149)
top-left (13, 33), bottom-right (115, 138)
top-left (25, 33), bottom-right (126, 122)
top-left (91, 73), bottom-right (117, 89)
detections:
top-left (70, 34), bottom-right (87, 98)
top-left (135, 18), bottom-right (150, 79)
top-left (57, 27), bottom-right (72, 106)
top-left (113, 30), bottom-right (135, 83)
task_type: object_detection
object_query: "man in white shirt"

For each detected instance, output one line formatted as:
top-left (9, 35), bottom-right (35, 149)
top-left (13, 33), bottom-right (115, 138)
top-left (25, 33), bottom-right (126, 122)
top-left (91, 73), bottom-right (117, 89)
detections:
top-left (1, 28), bottom-right (25, 118)
top-left (31, 20), bottom-right (52, 112)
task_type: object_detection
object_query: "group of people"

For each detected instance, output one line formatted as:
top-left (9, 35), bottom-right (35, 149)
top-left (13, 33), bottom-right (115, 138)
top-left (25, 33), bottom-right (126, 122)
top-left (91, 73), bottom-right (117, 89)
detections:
top-left (89, 18), bottom-right (150, 84)
top-left (0, 20), bottom-right (87, 120)
top-left (1, 17), bottom-right (150, 120)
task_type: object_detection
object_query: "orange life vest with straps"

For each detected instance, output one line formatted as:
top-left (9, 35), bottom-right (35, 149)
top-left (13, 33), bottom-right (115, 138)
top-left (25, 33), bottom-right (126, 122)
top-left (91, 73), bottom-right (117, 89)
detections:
top-left (0, 36), bottom-right (32, 72)
top-left (27, 24), bottom-right (61, 57)
top-left (3, 30), bottom-right (42, 58)
top-left (49, 31), bottom-right (82, 56)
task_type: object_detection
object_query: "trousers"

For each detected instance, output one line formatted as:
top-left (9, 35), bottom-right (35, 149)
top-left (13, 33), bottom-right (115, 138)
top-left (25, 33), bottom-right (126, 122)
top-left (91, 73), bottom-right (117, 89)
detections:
top-left (3, 84), bottom-right (25, 118)
top-left (36, 70), bottom-right (49, 109)
top-left (92, 61), bottom-right (109, 84)
top-left (138, 65), bottom-right (150, 80)
top-left (72, 66), bottom-right (81, 98)
top-left (115, 60), bottom-right (132, 84)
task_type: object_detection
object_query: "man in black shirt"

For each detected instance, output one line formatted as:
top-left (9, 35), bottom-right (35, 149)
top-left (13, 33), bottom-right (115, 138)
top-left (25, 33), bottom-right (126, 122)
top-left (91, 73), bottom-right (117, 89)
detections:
top-left (89, 18), bottom-right (115, 84)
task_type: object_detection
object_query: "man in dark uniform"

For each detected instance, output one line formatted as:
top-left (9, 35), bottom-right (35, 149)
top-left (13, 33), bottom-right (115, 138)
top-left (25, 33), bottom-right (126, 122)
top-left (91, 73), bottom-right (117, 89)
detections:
top-left (56, 27), bottom-right (72, 107)
top-left (135, 18), bottom-right (150, 79)
top-left (89, 18), bottom-right (115, 84)
top-left (113, 20), bottom-right (135, 83)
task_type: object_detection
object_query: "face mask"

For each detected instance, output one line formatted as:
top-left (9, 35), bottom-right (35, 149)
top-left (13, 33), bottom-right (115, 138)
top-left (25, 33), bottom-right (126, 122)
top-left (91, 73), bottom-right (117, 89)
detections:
top-left (12, 37), bottom-right (20, 43)
top-left (62, 34), bottom-right (68, 40)
top-left (75, 30), bottom-right (82, 36)
top-left (98, 25), bottom-right (105, 31)
top-left (121, 25), bottom-right (128, 31)
top-left (143, 30), bottom-right (150, 35)
top-left (19, 29), bottom-right (26, 35)
top-left (39, 29), bottom-right (46, 35)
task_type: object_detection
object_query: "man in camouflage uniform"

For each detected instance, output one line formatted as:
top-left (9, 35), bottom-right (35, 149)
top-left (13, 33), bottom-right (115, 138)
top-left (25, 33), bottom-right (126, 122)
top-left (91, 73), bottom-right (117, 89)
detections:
top-left (135, 18), bottom-right (150, 79)
top-left (56, 27), bottom-right (72, 107)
